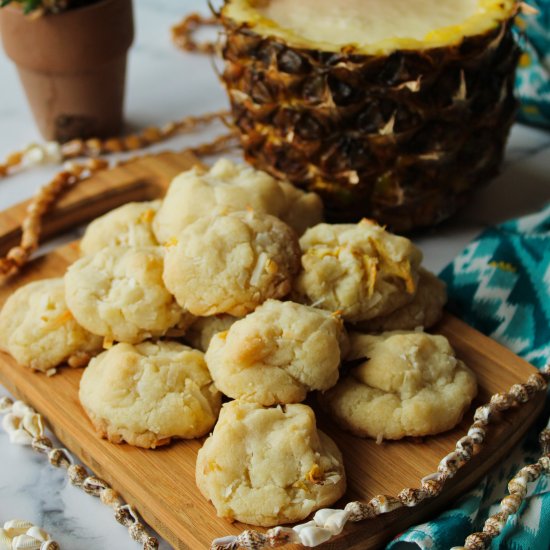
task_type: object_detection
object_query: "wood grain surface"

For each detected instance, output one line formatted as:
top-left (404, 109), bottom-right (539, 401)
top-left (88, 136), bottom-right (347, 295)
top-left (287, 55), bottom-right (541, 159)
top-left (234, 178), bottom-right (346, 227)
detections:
top-left (0, 151), bottom-right (544, 549)
top-left (0, 150), bottom-right (199, 254)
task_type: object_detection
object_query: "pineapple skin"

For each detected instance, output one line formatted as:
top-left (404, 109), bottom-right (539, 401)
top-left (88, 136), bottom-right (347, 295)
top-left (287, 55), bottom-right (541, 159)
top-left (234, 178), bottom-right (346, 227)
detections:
top-left (221, 16), bottom-right (520, 232)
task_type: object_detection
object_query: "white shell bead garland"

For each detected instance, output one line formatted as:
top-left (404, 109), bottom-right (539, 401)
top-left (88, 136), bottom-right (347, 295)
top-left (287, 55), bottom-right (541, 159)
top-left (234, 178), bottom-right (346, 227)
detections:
top-left (451, 414), bottom-right (550, 550)
top-left (0, 397), bottom-right (158, 550)
top-left (0, 520), bottom-right (58, 550)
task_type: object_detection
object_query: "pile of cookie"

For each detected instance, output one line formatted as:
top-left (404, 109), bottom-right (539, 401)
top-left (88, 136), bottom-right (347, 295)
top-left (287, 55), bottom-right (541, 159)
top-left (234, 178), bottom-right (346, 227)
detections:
top-left (0, 159), bottom-right (477, 528)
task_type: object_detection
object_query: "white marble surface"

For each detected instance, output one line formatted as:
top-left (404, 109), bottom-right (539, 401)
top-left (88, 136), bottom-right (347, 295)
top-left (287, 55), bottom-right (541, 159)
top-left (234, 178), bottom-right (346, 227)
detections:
top-left (0, 1), bottom-right (549, 549)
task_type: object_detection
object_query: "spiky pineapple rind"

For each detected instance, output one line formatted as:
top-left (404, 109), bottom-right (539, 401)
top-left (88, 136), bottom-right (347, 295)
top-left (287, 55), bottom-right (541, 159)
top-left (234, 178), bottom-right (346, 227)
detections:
top-left (221, 11), bottom-right (519, 231)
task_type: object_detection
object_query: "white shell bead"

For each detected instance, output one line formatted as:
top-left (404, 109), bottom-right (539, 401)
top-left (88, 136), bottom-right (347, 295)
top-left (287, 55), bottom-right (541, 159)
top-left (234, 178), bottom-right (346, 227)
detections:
top-left (9, 429), bottom-right (33, 446)
top-left (24, 528), bottom-right (47, 543)
top-left (293, 525), bottom-right (332, 547)
top-left (11, 534), bottom-right (41, 550)
top-left (21, 414), bottom-right (43, 438)
top-left (2, 414), bottom-right (20, 434)
top-left (12, 401), bottom-right (34, 417)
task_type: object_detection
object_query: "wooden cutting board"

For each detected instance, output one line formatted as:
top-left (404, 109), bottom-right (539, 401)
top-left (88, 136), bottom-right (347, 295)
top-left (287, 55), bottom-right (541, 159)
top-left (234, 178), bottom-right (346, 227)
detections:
top-left (0, 150), bottom-right (545, 550)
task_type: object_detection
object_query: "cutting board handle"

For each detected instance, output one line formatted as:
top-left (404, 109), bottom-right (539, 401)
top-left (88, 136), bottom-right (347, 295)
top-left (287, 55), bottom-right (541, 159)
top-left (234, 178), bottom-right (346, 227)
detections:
top-left (0, 150), bottom-right (200, 257)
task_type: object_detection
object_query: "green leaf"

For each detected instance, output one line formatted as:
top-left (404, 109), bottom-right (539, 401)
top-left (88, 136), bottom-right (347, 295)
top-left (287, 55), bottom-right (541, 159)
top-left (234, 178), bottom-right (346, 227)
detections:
top-left (22, 0), bottom-right (41, 14)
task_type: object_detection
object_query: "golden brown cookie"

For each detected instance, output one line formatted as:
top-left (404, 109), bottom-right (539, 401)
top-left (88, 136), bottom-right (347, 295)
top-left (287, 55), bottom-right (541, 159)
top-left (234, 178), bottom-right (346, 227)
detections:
top-left (354, 268), bottom-right (447, 332)
top-left (153, 159), bottom-right (322, 244)
top-left (0, 278), bottom-right (102, 373)
top-left (320, 331), bottom-right (477, 441)
top-left (196, 400), bottom-right (346, 526)
top-left (80, 200), bottom-right (160, 256)
top-left (205, 300), bottom-right (347, 405)
top-left (294, 219), bottom-right (423, 322)
top-left (79, 341), bottom-right (222, 448)
top-left (65, 246), bottom-right (185, 343)
top-left (278, 180), bottom-right (323, 236)
top-left (163, 211), bottom-right (301, 316)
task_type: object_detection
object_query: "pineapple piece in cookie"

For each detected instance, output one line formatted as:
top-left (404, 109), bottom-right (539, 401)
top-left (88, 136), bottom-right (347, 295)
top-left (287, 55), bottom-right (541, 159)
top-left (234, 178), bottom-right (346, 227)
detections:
top-left (294, 219), bottom-right (423, 323)
top-left (354, 268), bottom-right (447, 332)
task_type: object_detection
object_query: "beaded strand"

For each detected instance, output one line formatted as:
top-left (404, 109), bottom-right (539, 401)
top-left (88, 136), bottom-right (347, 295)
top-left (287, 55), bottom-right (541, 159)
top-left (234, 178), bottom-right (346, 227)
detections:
top-left (0, 397), bottom-right (158, 550)
top-left (0, 111), bottom-right (229, 178)
top-left (0, 125), bottom-right (237, 279)
top-left (451, 418), bottom-right (550, 550)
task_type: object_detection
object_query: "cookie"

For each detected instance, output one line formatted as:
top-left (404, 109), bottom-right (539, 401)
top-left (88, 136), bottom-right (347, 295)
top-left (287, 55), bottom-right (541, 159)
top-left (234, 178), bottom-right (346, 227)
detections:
top-left (205, 300), bottom-right (347, 405)
top-left (278, 180), bottom-right (323, 236)
top-left (0, 278), bottom-right (102, 372)
top-left (153, 159), bottom-right (322, 243)
top-left (79, 341), bottom-right (222, 448)
top-left (185, 314), bottom-right (238, 352)
top-left (294, 219), bottom-right (423, 322)
top-left (196, 400), bottom-right (346, 526)
top-left (80, 200), bottom-right (160, 256)
top-left (163, 211), bottom-right (301, 316)
top-left (65, 246), bottom-right (184, 343)
top-left (354, 268), bottom-right (447, 332)
top-left (320, 331), bottom-right (477, 440)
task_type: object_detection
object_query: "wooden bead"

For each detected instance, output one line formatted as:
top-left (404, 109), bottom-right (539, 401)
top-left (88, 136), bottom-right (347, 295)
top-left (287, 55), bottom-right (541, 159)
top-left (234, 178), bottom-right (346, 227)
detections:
top-left (99, 488), bottom-right (120, 507)
top-left (68, 464), bottom-right (87, 486)
top-left (103, 138), bottom-right (124, 153)
top-left (142, 127), bottom-right (162, 143)
top-left (124, 135), bottom-right (143, 150)
top-left (6, 151), bottom-right (23, 166)
top-left (464, 531), bottom-right (491, 549)
top-left (85, 138), bottom-right (102, 155)
top-left (6, 247), bottom-right (28, 265)
top-left (61, 139), bottom-right (85, 158)
top-left (501, 494), bottom-right (522, 515)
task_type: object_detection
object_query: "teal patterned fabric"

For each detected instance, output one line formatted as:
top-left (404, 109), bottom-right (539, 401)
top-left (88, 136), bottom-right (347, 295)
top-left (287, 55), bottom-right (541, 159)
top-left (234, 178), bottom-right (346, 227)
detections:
top-left (441, 205), bottom-right (550, 369)
top-left (387, 204), bottom-right (550, 550)
top-left (514, 1), bottom-right (550, 128)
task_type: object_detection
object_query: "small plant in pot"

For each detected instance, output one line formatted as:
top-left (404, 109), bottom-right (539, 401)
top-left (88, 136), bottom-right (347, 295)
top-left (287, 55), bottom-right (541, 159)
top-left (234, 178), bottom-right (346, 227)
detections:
top-left (0, 0), bottom-right (134, 142)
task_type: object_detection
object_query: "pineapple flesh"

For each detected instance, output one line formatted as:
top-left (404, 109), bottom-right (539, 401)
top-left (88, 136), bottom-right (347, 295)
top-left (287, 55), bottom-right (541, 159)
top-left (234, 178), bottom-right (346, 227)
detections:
top-left (221, 0), bottom-right (520, 231)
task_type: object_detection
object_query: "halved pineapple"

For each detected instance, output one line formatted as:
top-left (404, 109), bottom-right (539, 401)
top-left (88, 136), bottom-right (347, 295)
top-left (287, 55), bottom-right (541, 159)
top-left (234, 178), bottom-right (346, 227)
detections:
top-left (221, 0), bottom-right (520, 231)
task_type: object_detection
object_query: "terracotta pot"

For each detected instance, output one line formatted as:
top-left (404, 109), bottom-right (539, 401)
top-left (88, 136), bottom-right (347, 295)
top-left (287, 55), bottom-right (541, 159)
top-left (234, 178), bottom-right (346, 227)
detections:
top-left (0, 0), bottom-right (134, 141)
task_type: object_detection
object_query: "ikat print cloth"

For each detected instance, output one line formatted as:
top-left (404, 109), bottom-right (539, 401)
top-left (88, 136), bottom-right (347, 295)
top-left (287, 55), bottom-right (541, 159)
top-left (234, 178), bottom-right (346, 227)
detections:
top-left (387, 203), bottom-right (550, 550)
top-left (514, 0), bottom-right (550, 128)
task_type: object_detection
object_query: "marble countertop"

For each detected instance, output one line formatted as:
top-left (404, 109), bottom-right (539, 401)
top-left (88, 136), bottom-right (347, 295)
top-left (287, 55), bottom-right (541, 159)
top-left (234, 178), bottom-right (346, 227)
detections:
top-left (0, 1), bottom-right (549, 548)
